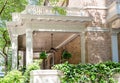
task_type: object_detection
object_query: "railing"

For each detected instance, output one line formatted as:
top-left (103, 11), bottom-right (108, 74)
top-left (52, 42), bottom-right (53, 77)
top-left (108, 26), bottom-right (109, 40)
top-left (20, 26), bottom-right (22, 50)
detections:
top-left (12, 5), bottom-right (89, 22)
top-left (25, 5), bottom-right (89, 17)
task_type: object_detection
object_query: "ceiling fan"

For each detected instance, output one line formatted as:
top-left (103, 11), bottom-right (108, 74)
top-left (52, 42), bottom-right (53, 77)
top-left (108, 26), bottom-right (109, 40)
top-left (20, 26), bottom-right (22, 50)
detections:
top-left (47, 33), bottom-right (57, 53)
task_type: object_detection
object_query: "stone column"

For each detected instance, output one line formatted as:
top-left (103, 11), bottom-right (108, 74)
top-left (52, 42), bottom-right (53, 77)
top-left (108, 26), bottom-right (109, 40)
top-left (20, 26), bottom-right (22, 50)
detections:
top-left (111, 32), bottom-right (119, 62)
top-left (12, 35), bottom-right (18, 69)
top-left (80, 32), bottom-right (86, 63)
top-left (26, 29), bottom-right (33, 66)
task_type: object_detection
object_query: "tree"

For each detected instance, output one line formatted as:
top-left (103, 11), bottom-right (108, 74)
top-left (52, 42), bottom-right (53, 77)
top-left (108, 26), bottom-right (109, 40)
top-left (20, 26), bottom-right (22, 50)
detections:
top-left (0, 0), bottom-right (27, 21)
top-left (0, 0), bottom-right (27, 73)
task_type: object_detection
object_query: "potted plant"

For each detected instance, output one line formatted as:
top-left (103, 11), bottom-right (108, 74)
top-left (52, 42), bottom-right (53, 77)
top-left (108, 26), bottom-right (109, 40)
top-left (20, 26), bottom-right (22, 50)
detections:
top-left (62, 50), bottom-right (72, 62)
top-left (39, 51), bottom-right (47, 69)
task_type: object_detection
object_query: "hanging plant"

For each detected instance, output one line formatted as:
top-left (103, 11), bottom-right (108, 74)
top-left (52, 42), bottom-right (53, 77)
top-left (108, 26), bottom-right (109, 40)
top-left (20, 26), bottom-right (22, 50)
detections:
top-left (62, 50), bottom-right (72, 59)
top-left (39, 51), bottom-right (48, 69)
top-left (39, 51), bottom-right (47, 59)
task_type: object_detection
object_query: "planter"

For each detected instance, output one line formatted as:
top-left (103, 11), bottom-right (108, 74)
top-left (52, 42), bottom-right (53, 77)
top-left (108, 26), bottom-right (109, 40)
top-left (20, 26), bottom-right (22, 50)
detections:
top-left (30, 70), bottom-right (63, 83)
top-left (113, 74), bottom-right (120, 82)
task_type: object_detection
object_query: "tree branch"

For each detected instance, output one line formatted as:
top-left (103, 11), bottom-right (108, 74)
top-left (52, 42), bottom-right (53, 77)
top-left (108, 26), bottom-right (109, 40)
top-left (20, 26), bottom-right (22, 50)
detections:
top-left (44, 0), bottom-right (49, 6)
top-left (0, 50), bottom-right (6, 58)
top-left (0, 0), bottom-right (8, 16)
top-left (61, 0), bottom-right (69, 7)
top-left (2, 30), bottom-right (8, 57)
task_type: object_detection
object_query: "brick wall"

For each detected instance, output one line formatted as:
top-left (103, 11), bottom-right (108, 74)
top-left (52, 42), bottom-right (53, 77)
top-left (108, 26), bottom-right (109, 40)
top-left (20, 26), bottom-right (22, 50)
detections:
top-left (54, 31), bottom-right (112, 64)
top-left (54, 36), bottom-right (81, 64)
top-left (86, 31), bottom-right (112, 63)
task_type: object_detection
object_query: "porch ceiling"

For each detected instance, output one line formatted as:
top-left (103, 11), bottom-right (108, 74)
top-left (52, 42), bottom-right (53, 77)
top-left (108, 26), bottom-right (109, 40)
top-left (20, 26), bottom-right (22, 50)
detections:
top-left (18, 31), bottom-right (79, 52)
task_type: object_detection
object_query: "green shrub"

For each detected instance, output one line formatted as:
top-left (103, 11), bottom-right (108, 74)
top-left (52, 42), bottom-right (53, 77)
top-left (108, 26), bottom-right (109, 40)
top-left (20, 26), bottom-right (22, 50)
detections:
top-left (0, 70), bottom-right (24, 83)
top-left (0, 60), bottom-right (41, 83)
top-left (23, 62), bottom-right (40, 83)
top-left (52, 61), bottom-right (120, 83)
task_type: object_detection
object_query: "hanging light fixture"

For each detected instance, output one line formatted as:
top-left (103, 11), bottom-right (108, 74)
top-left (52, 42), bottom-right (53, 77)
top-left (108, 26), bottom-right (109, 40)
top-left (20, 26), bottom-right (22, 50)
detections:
top-left (48, 33), bottom-right (57, 53)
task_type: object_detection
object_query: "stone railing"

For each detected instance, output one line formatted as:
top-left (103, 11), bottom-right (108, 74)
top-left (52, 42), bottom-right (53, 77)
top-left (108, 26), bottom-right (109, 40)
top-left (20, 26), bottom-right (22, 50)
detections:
top-left (12, 5), bottom-right (89, 22)
top-left (25, 5), bottom-right (89, 17)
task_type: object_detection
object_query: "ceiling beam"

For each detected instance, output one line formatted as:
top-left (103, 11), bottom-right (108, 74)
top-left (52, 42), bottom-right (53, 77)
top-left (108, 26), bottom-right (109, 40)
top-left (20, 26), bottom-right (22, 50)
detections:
top-left (55, 34), bottom-right (79, 49)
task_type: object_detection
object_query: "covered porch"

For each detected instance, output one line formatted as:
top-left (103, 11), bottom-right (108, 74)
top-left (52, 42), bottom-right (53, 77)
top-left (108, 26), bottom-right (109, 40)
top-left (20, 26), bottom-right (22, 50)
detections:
top-left (6, 5), bottom-right (92, 69)
top-left (7, 5), bottom-right (114, 70)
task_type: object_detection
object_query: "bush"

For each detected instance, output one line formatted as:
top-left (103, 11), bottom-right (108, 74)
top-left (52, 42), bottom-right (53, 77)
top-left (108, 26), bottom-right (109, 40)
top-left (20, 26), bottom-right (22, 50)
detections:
top-left (0, 60), bottom-right (40, 83)
top-left (23, 62), bottom-right (40, 83)
top-left (0, 70), bottom-right (24, 83)
top-left (52, 61), bottom-right (120, 83)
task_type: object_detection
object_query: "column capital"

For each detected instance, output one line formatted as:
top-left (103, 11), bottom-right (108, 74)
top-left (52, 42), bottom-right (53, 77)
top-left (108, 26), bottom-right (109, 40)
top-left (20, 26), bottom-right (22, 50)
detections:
top-left (112, 31), bottom-right (119, 35)
top-left (12, 34), bottom-right (18, 37)
top-left (26, 28), bottom-right (33, 32)
top-left (12, 34), bottom-right (18, 40)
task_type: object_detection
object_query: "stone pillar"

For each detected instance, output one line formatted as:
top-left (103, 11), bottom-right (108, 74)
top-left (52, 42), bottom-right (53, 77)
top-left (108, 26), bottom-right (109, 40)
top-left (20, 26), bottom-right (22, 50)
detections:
top-left (12, 35), bottom-right (18, 69)
top-left (111, 32), bottom-right (119, 62)
top-left (80, 32), bottom-right (86, 63)
top-left (26, 29), bottom-right (33, 66)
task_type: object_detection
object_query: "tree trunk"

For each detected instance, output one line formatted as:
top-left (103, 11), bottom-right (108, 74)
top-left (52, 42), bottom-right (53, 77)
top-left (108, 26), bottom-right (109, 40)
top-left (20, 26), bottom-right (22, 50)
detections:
top-left (0, 0), bottom-right (8, 16)
top-left (61, 0), bottom-right (69, 7)
top-left (4, 56), bottom-right (8, 74)
top-left (44, 0), bottom-right (49, 6)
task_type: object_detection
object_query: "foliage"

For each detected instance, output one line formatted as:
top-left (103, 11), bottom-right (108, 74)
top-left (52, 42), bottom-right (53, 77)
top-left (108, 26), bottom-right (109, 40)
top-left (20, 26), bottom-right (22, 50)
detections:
top-left (0, 28), bottom-right (10, 50)
top-left (0, 28), bottom-right (11, 72)
top-left (0, 0), bottom-right (27, 72)
top-left (0, 70), bottom-right (24, 83)
top-left (39, 51), bottom-right (48, 59)
top-left (62, 50), bottom-right (72, 59)
top-left (52, 61), bottom-right (120, 83)
top-left (23, 62), bottom-right (40, 83)
top-left (0, 61), bottom-right (40, 83)
top-left (0, 0), bottom-right (27, 21)
top-left (52, 6), bottom-right (66, 15)
top-left (7, 50), bottom-right (12, 71)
